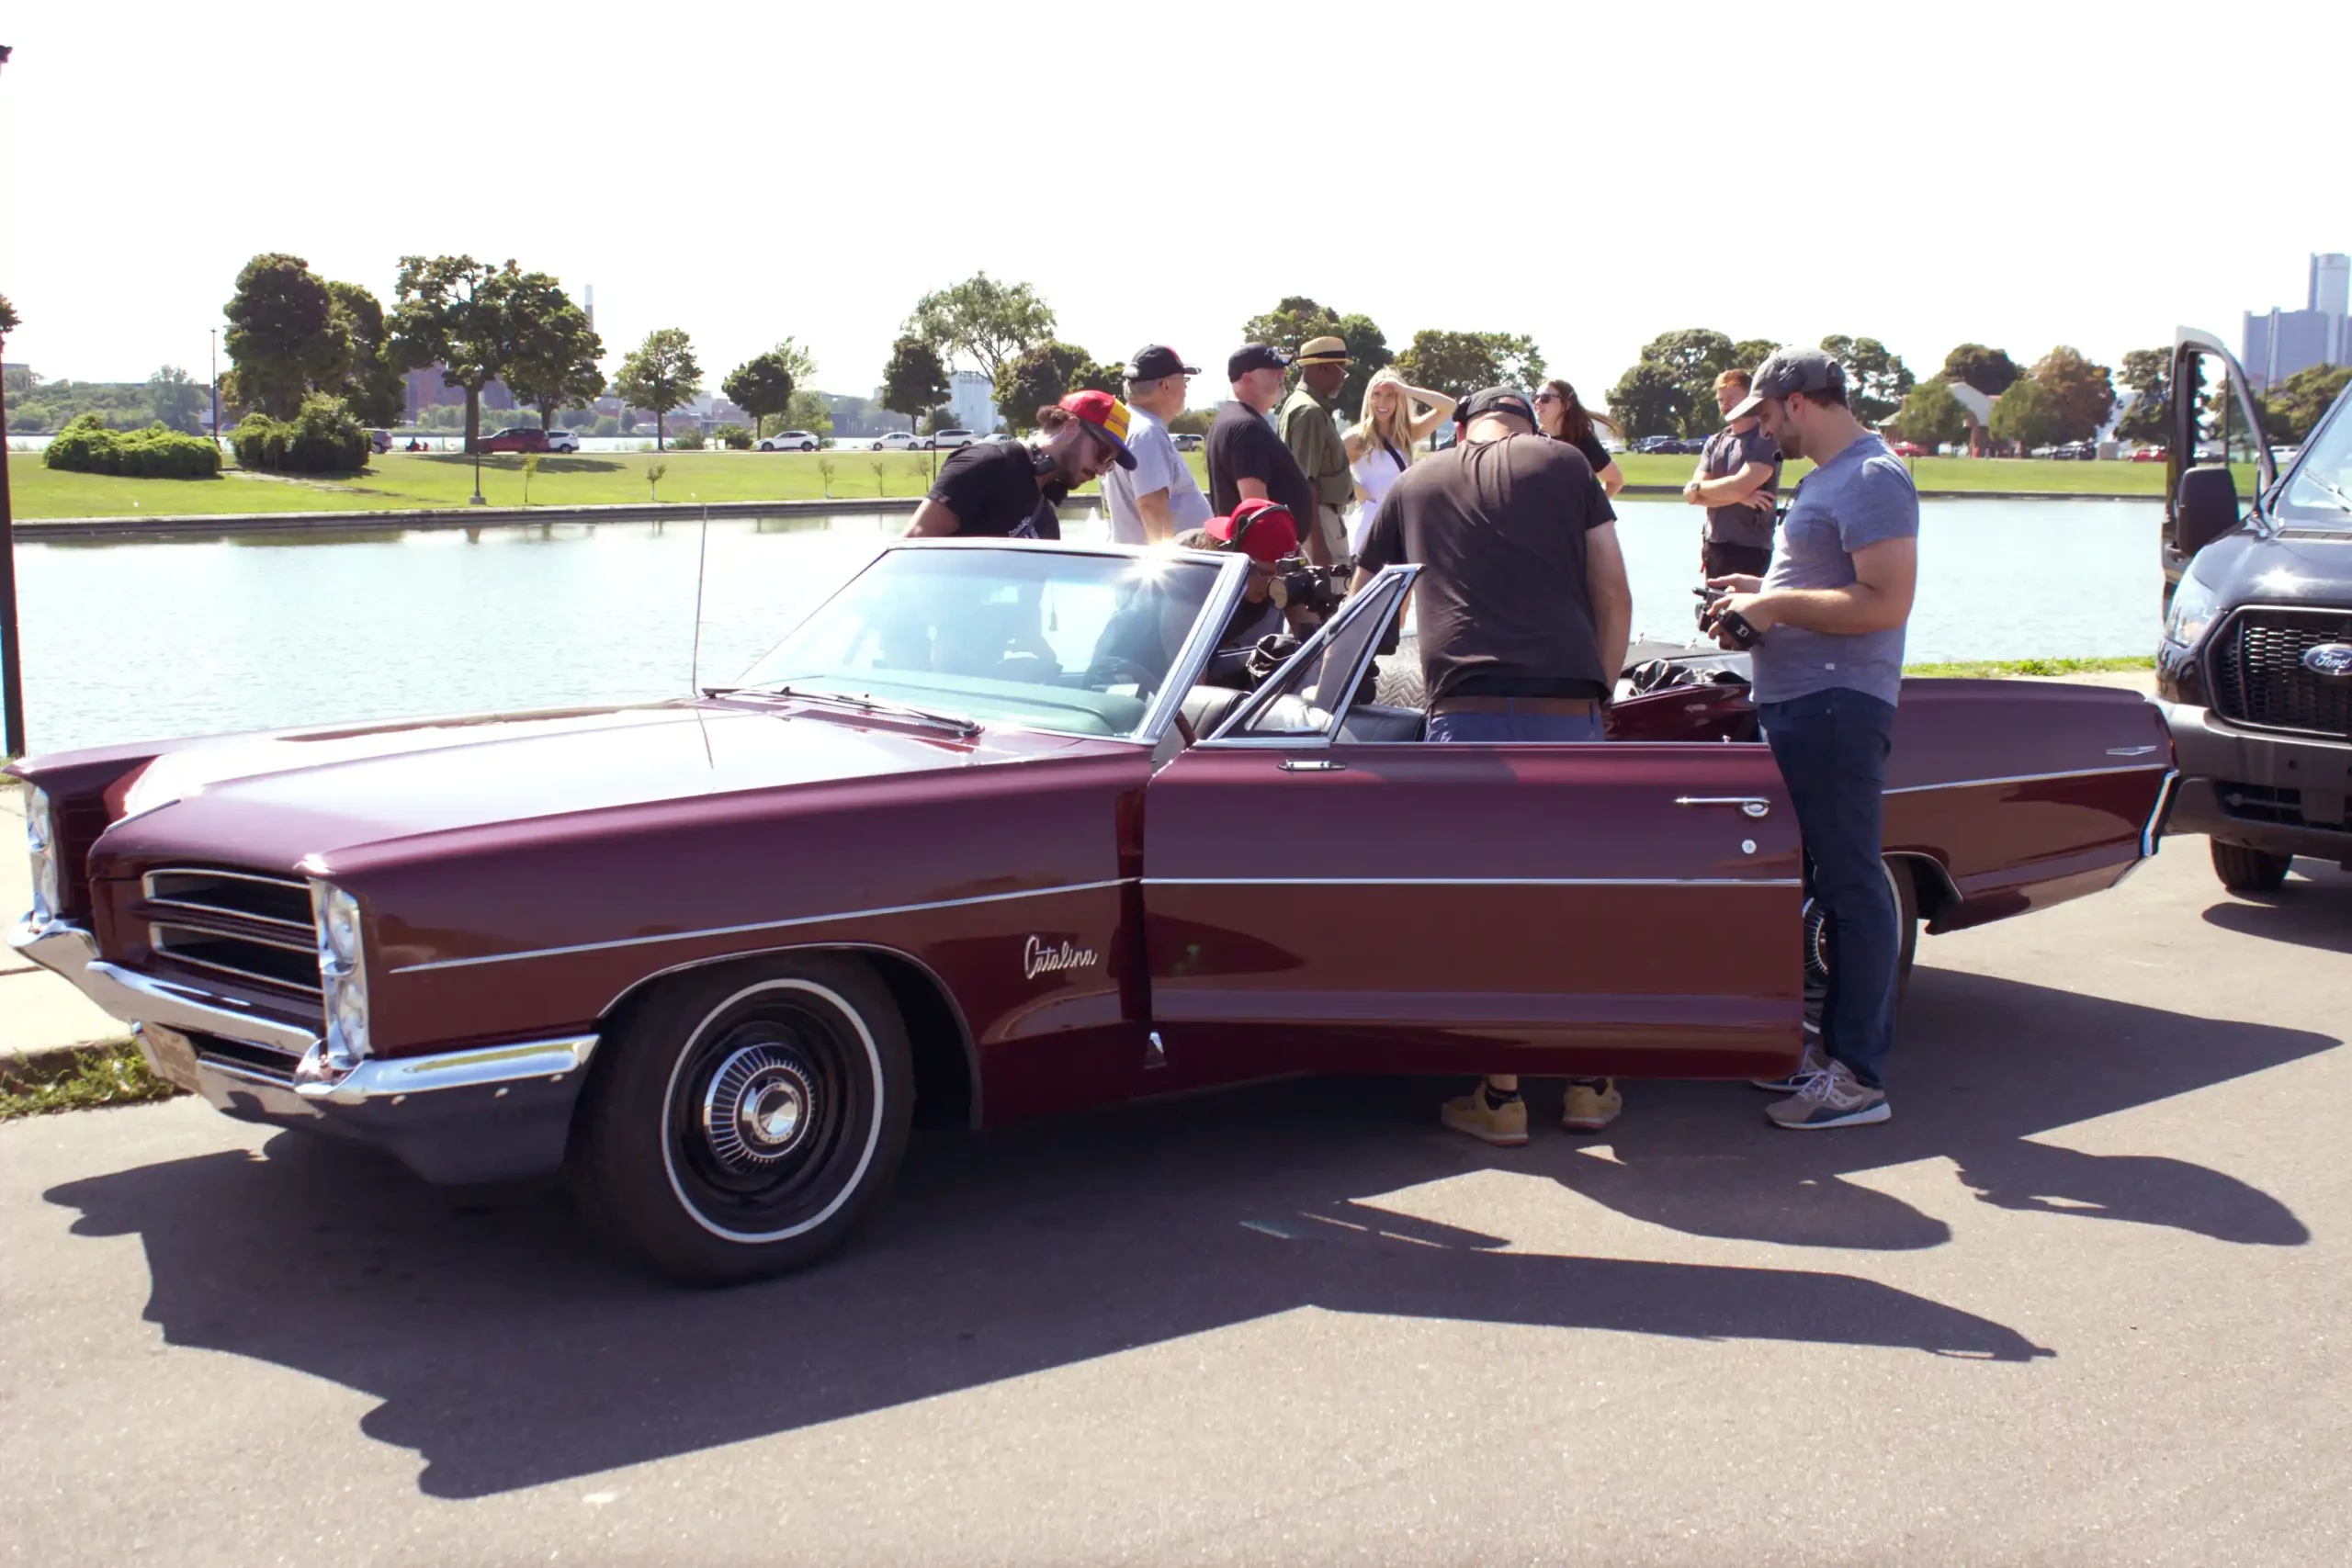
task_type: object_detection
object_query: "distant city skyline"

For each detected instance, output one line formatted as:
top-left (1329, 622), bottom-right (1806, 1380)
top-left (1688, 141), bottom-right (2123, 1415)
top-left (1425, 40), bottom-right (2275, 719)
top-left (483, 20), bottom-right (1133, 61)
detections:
top-left (2243, 254), bottom-right (2348, 389)
top-left (2, 6), bottom-right (2341, 407)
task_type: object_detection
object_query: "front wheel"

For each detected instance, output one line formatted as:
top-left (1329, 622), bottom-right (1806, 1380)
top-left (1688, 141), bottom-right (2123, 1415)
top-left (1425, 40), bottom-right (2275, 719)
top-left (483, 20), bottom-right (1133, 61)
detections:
top-left (570, 954), bottom-right (913, 1285)
top-left (2211, 840), bottom-right (2292, 894)
top-left (1802, 856), bottom-right (1921, 1017)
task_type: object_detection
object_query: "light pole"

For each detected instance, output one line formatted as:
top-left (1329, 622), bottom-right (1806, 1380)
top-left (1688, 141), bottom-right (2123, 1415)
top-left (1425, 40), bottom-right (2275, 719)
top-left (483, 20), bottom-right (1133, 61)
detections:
top-left (209, 327), bottom-right (220, 447)
top-left (0, 43), bottom-right (24, 761)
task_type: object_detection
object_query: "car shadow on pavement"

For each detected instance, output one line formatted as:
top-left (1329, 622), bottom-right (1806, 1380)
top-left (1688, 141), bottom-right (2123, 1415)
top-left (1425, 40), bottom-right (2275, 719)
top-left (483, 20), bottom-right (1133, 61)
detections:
top-left (1532, 967), bottom-right (2324, 1252)
top-left (47, 1062), bottom-right (2062, 1499)
top-left (2199, 861), bottom-right (2352, 954)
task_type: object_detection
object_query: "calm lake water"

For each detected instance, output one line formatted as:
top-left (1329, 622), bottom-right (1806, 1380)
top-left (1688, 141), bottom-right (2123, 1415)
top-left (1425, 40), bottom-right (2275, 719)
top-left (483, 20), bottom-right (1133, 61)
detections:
top-left (14, 499), bottom-right (2165, 757)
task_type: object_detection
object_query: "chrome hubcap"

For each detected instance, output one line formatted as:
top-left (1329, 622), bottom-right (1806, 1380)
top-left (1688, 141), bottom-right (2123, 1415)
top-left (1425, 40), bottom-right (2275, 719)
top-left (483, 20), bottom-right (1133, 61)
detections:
top-left (701, 1044), bottom-right (817, 1171)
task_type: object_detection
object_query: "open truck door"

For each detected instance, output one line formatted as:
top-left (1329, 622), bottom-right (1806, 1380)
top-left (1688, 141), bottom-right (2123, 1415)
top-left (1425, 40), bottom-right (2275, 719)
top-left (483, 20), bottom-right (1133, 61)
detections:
top-left (2164, 327), bottom-right (2278, 610)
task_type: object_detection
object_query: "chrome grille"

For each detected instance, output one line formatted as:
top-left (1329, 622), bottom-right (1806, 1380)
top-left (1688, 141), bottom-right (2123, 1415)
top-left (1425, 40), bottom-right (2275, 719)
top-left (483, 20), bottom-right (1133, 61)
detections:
top-left (2209, 608), bottom-right (2352, 739)
top-left (140, 867), bottom-right (321, 998)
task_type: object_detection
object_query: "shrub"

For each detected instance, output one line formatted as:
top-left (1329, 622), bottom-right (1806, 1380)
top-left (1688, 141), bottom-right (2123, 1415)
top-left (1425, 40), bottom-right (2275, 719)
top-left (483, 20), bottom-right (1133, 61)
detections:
top-left (669, 423), bottom-right (707, 450)
top-left (232, 393), bottom-right (368, 473)
top-left (42, 413), bottom-right (221, 478)
top-left (591, 415), bottom-right (620, 436)
top-left (713, 423), bottom-right (752, 450)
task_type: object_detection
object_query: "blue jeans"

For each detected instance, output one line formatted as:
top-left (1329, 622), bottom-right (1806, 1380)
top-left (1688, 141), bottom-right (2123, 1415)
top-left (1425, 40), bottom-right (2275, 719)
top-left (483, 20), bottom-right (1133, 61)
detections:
top-left (1427, 704), bottom-right (1607, 743)
top-left (1758, 688), bottom-right (1898, 1089)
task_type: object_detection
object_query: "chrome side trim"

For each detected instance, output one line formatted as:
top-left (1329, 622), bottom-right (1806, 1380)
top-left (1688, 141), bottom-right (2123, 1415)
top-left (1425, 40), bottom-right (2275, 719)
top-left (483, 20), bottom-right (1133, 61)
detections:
top-left (297, 1034), bottom-right (599, 1106)
top-left (1883, 761), bottom-right (2170, 795)
top-left (148, 919), bottom-right (316, 957)
top-left (390, 877), bottom-right (1136, 975)
top-left (142, 899), bottom-right (313, 934)
top-left (8, 919), bottom-right (321, 1055)
top-left (1142, 876), bottom-right (1803, 888)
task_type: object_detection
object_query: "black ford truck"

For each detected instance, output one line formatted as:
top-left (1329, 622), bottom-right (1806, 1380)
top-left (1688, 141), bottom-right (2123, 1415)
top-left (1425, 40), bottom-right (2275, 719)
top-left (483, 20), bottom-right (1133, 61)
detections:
top-left (2156, 327), bottom-right (2352, 890)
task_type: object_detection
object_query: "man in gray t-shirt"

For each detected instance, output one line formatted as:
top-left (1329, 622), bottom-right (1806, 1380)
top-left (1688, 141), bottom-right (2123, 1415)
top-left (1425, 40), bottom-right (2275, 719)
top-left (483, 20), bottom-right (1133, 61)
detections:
top-left (1705, 347), bottom-right (1918, 1133)
top-left (1685, 367), bottom-right (1782, 579)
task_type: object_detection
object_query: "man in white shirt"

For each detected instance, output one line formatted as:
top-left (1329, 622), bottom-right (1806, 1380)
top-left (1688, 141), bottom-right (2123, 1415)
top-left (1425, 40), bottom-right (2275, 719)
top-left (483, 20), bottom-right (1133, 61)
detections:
top-left (1102, 344), bottom-right (1213, 545)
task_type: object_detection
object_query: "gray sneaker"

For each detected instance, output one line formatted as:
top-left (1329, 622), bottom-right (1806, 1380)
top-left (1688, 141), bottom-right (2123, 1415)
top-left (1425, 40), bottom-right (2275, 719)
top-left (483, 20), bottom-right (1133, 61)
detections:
top-left (1766, 1059), bottom-right (1889, 1129)
top-left (1752, 1040), bottom-right (1829, 1093)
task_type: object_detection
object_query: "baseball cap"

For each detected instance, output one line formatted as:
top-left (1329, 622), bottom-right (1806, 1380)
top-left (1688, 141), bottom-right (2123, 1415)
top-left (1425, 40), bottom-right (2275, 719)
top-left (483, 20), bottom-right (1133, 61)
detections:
top-left (1724, 347), bottom-right (1845, 420)
top-left (1227, 343), bottom-right (1290, 380)
top-left (1206, 499), bottom-right (1300, 563)
top-left (1057, 389), bottom-right (1137, 469)
top-left (1126, 344), bottom-right (1200, 381)
top-left (1295, 335), bottom-right (1351, 365)
top-left (1457, 386), bottom-right (1539, 425)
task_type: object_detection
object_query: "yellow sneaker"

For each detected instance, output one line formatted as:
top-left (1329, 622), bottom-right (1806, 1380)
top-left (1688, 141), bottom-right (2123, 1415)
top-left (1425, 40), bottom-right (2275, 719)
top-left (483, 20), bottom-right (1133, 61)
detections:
top-left (1441, 1088), bottom-right (1528, 1146)
top-left (1562, 1077), bottom-right (1623, 1132)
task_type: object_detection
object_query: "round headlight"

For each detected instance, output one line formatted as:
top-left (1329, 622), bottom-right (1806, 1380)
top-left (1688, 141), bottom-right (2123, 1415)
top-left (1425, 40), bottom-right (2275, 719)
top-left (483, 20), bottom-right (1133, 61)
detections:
top-left (314, 883), bottom-right (362, 967)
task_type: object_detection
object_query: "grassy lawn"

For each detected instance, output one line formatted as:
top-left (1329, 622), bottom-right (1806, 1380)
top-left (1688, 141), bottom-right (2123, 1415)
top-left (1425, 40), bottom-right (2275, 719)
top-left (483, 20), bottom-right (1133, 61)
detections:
top-left (0, 1039), bottom-right (177, 1121)
top-left (1903, 656), bottom-right (2154, 677)
top-left (6, 444), bottom-right (2200, 521)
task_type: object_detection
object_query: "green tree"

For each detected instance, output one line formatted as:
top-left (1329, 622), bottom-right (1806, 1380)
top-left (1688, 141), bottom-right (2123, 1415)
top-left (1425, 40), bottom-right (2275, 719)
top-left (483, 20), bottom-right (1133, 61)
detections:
top-left (2256, 364), bottom-right (2352, 446)
top-left (1240, 296), bottom-right (1342, 360)
top-left (1394, 330), bottom-right (1547, 399)
top-left (880, 336), bottom-right (948, 434)
top-left (1820, 334), bottom-right (1916, 426)
top-left (1335, 313), bottom-right (1393, 417)
top-left (1940, 343), bottom-right (2021, 397)
top-left (1892, 378), bottom-right (1967, 449)
top-left (1071, 357), bottom-right (1125, 396)
top-left (1623, 328), bottom-right (1737, 434)
top-left (782, 388), bottom-right (833, 437)
top-left (325, 281), bottom-right (407, 427)
top-left (613, 328), bottom-right (704, 451)
top-left (1990, 378), bottom-right (2064, 451)
top-left (993, 340), bottom-right (1091, 433)
top-left (905, 272), bottom-right (1056, 382)
top-left (1168, 409), bottom-right (1216, 437)
top-left (2030, 345), bottom-right (2115, 444)
top-left (1606, 360), bottom-right (1690, 439)
top-left (146, 365), bottom-right (206, 434)
top-left (502, 287), bottom-right (605, 431)
top-left (722, 347), bottom-right (800, 439)
top-left (2114, 347), bottom-right (2171, 446)
top-left (222, 253), bottom-right (342, 419)
top-left (1731, 338), bottom-right (1780, 374)
top-left (388, 254), bottom-right (521, 453)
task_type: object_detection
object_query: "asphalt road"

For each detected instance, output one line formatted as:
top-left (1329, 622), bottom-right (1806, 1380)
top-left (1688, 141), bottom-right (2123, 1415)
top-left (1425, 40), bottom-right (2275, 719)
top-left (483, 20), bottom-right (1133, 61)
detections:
top-left (3, 840), bottom-right (2346, 1567)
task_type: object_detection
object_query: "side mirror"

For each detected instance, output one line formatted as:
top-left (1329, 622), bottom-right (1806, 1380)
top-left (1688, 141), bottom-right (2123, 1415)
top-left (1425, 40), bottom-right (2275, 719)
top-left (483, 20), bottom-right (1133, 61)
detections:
top-left (2176, 465), bottom-right (2241, 557)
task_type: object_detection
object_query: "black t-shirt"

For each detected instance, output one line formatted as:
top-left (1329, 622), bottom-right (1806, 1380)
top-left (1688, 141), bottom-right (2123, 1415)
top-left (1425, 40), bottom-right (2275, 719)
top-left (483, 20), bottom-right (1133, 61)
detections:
top-left (1558, 430), bottom-right (1619, 524)
top-left (1206, 400), bottom-right (1316, 527)
top-left (926, 440), bottom-right (1064, 539)
top-left (1359, 434), bottom-right (1614, 703)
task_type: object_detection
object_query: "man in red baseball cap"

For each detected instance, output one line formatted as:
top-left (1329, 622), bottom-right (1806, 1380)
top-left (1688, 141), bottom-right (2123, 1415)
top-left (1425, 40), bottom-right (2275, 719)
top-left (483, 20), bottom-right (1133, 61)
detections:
top-left (1205, 496), bottom-right (1300, 562)
top-left (1167, 499), bottom-right (1331, 686)
top-left (909, 389), bottom-right (1136, 540)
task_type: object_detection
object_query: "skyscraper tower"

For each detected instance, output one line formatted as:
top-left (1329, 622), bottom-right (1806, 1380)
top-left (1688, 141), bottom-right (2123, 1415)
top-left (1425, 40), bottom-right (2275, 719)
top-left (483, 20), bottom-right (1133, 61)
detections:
top-left (584, 284), bottom-right (595, 330)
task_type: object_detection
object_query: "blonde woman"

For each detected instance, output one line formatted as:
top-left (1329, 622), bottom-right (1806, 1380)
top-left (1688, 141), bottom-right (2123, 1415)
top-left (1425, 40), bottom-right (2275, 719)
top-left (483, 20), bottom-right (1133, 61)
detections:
top-left (1342, 368), bottom-right (1455, 553)
top-left (1534, 379), bottom-right (1627, 497)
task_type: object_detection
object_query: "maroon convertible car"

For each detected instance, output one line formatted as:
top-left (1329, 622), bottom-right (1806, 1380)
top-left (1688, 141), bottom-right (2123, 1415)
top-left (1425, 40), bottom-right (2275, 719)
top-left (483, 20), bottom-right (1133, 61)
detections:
top-left (9, 541), bottom-right (2178, 1282)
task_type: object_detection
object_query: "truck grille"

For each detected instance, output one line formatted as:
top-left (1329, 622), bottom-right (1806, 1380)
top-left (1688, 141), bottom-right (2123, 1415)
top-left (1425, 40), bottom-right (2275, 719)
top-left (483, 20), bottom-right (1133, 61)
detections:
top-left (2208, 608), bottom-right (2352, 739)
top-left (140, 868), bottom-right (321, 999)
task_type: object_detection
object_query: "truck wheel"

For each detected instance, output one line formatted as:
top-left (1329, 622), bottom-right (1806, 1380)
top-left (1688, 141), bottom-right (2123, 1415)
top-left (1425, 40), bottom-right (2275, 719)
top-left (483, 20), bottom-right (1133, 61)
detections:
top-left (2211, 840), bottom-right (2292, 894)
top-left (570, 954), bottom-right (913, 1285)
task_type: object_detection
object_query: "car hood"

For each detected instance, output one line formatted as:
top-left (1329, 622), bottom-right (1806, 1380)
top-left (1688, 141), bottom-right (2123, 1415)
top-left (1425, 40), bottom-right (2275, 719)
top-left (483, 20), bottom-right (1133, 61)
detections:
top-left (95, 701), bottom-right (1100, 875)
top-left (2193, 529), bottom-right (2352, 608)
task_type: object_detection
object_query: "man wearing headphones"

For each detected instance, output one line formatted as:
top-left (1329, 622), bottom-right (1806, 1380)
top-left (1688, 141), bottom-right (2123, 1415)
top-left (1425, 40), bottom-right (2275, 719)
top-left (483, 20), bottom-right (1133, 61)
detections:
top-left (908, 389), bottom-right (1136, 539)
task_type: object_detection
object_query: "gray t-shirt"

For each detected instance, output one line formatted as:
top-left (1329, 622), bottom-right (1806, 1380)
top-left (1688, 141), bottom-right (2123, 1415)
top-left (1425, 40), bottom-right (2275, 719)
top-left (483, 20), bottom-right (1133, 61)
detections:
top-left (1702, 421), bottom-right (1781, 547)
top-left (1751, 433), bottom-right (1919, 707)
top-left (1101, 406), bottom-right (1211, 545)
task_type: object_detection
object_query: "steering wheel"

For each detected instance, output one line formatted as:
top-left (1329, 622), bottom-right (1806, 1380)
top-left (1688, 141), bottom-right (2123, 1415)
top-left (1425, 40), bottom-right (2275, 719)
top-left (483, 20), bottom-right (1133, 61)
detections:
top-left (1087, 656), bottom-right (1163, 704)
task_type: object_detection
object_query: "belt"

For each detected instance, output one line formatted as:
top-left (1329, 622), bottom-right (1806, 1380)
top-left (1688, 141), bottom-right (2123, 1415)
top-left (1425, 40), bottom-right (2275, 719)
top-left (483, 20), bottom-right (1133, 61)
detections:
top-left (1428, 695), bottom-right (1597, 716)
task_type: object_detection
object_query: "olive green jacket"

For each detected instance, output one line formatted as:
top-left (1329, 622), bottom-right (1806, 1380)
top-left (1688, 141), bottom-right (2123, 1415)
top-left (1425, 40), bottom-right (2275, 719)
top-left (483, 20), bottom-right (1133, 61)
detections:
top-left (1279, 384), bottom-right (1352, 508)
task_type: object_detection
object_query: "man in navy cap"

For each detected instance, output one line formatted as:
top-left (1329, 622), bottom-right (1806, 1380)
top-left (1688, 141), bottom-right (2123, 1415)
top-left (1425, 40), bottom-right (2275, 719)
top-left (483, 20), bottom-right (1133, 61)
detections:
top-left (1705, 346), bottom-right (1919, 1131)
top-left (1104, 345), bottom-right (1213, 545)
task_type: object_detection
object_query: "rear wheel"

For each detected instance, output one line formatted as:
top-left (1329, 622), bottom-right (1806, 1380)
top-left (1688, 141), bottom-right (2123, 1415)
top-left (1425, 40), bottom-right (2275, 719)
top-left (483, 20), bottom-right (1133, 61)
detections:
top-left (2211, 840), bottom-right (2292, 894)
top-left (570, 954), bottom-right (913, 1285)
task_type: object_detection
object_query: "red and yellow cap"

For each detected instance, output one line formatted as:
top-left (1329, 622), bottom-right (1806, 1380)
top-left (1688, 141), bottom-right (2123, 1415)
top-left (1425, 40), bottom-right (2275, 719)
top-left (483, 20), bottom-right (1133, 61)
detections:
top-left (1057, 389), bottom-right (1137, 469)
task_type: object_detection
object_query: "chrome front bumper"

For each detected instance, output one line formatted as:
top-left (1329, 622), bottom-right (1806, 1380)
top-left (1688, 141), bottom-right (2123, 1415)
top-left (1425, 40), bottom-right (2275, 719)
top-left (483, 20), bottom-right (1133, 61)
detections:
top-left (8, 917), bottom-right (599, 1183)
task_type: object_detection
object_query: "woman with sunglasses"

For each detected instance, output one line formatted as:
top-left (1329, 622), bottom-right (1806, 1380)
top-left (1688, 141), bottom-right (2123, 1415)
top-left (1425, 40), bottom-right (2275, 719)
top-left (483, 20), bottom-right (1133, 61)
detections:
top-left (1533, 380), bottom-right (1627, 499)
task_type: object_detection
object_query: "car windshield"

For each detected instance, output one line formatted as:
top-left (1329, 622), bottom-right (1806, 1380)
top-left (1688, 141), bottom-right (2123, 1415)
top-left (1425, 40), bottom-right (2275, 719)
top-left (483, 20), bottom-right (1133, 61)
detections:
top-left (2274, 393), bottom-right (2352, 527)
top-left (736, 546), bottom-right (1228, 739)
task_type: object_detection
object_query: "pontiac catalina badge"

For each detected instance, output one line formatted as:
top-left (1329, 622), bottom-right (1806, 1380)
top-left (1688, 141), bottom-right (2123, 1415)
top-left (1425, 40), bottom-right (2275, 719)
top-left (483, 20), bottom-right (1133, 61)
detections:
top-left (2301, 643), bottom-right (2352, 680)
top-left (1023, 935), bottom-right (1100, 980)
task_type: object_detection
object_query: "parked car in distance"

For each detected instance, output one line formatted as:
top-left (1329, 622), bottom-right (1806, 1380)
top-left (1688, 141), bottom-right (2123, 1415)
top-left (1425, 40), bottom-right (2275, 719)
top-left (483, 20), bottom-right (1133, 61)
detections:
top-left (478, 427), bottom-right (552, 454)
top-left (366, 428), bottom-right (393, 455)
top-left (1172, 433), bottom-right (1204, 452)
top-left (543, 429), bottom-right (581, 454)
top-left (1634, 434), bottom-right (1679, 454)
top-left (872, 432), bottom-right (925, 452)
top-left (757, 431), bottom-right (822, 452)
top-left (2130, 446), bottom-right (2168, 463)
top-left (1889, 441), bottom-right (1931, 458)
top-left (7, 539), bottom-right (2179, 1284)
top-left (930, 429), bottom-right (977, 449)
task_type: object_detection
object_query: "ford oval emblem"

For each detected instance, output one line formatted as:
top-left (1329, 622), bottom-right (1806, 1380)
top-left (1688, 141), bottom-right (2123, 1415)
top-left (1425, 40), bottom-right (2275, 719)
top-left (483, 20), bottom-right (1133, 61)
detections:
top-left (2303, 643), bottom-right (2352, 680)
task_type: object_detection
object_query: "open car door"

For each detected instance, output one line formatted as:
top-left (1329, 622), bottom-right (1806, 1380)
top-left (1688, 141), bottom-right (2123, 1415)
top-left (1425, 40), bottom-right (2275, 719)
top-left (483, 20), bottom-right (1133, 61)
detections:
top-left (1139, 570), bottom-right (1805, 1096)
top-left (2164, 326), bottom-right (2278, 610)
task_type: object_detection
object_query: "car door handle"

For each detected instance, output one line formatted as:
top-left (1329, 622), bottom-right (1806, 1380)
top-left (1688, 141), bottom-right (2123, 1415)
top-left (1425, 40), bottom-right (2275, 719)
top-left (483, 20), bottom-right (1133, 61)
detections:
top-left (1676, 795), bottom-right (1770, 818)
top-left (1280, 758), bottom-right (1347, 773)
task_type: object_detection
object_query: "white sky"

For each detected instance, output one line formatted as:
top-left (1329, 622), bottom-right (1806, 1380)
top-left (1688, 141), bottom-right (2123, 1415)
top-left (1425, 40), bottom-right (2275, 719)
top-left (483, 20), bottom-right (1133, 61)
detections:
top-left (3, 1), bottom-right (2345, 407)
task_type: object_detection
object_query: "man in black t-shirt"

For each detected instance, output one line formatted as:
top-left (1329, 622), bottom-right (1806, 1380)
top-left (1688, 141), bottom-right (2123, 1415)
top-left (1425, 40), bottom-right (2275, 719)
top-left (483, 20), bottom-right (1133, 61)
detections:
top-left (1206, 344), bottom-right (1317, 535)
top-left (1354, 387), bottom-right (1636, 1148)
top-left (909, 389), bottom-right (1136, 540)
